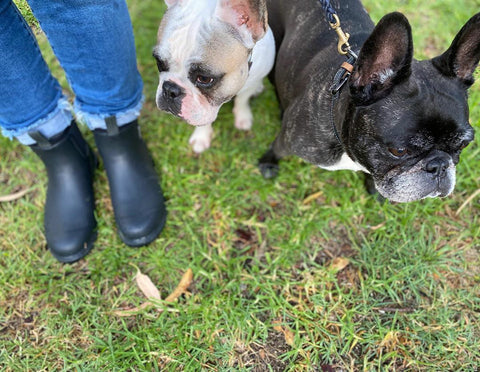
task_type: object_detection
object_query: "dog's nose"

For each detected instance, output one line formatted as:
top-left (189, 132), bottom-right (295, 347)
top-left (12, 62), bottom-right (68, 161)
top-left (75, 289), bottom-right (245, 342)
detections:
top-left (426, 156), bottom-right (450, 177)
top-left (163, 81), bottom-right (185, 100)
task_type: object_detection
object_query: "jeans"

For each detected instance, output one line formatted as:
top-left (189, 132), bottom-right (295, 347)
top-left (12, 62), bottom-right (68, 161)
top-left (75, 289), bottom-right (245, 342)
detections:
top-left (0, 0), bottom-right (144, 145)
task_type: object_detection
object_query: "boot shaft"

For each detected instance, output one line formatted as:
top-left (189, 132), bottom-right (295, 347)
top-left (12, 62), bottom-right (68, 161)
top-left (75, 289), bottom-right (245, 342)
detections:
top-left (29, 121), bottom-right (97, 181)
top-left (28, 121), bottom-right (98, 263)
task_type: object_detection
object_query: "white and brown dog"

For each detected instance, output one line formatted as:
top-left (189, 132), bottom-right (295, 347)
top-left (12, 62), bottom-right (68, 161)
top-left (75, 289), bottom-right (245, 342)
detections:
top-left (154, 0), bottom-right (275, 153)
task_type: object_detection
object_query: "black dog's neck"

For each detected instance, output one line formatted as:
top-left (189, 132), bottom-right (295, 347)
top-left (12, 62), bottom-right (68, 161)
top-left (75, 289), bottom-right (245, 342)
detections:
top-left (327, 49), bottom-right (361, 153)
top-left (331, 78), bottom-right (352, 151)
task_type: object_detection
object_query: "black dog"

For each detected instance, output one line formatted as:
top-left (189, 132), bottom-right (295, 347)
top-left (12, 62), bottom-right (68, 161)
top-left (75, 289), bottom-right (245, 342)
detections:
top-left (260, 0), bottom-right (479, 202)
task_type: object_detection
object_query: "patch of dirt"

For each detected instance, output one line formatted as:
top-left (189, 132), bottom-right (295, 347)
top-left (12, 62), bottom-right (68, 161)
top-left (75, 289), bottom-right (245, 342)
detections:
top-left (232, 226), bottom-right (269, 267)
top-left (232, 330), bottom-right (290, 371)
top-left (0, 311), bottom-right (40, 338)
top-left (0, 289), bottom-right (46, 349)
top-left (308, 224), bottom-right (357, 267)
top-left (438, 245), bottom-right (480, 293)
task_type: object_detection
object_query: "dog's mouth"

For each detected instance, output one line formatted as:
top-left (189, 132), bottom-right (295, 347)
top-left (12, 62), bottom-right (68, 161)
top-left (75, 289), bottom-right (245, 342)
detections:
top-left (157, 101), bottom-right (213, 127)
top-left (157, 100), bottom-right (182, 117)
top-left (374, 164), bottom-right (456, 203)
top-left (156, 83), bottom-right (221, 127)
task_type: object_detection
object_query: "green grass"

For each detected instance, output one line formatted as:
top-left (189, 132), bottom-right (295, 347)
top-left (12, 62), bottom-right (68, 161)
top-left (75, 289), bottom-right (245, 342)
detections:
top-left (1, 0), bottom-right (479, 370)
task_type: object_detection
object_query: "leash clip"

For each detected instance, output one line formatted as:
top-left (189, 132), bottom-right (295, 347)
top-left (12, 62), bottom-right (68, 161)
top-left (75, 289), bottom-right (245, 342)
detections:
top-left (330, 14), bottom-right (351, 56)
top-left (331, 71), bottom-right (350, 95)
top-left (331, 60), bottom-right (355, 95)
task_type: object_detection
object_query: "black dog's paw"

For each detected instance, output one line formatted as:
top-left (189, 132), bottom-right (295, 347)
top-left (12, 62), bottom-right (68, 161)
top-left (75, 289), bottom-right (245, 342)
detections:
top-left (259, 148), bottom-right (280, 179)
top-left (364, 174), bottom-right (377, 195)
top-left (364, 174), bottom-right (386, 203)
top-left (259, 162), bottom-right (279, 179)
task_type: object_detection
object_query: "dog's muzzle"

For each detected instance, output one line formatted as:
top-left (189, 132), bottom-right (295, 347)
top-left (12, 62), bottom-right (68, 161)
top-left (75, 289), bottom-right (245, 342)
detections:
top-left (160, 80), bottom-right (185, 116)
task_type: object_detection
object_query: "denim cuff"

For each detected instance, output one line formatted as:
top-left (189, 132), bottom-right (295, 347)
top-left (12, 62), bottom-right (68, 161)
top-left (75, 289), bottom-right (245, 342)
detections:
top-left (4, 97), bottom-right (73, 145)
top-left (75, 95), bottom-right (144, 131)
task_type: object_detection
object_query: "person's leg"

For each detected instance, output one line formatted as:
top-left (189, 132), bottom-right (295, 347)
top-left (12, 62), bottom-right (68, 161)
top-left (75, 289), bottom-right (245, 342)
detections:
top-left (0, 0), bottom-right (96, 262)
top-left (26, 0), bottom-right (144, 129)
top-left (0, 0), bottom-right (71, 142)
top-left (27, 0), bottom-right (167, 246)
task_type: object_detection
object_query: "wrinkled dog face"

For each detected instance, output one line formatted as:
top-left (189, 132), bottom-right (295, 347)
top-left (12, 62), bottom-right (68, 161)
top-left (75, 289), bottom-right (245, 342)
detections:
top-left (348, 64), bottom-right (474, 202)
top-left (344, 12), bottom-right (478, 202)
top-left (154, 1), bottom-right (251, 126)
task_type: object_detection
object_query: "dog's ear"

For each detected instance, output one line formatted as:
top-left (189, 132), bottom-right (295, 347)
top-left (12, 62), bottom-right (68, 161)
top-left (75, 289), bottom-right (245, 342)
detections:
top-left (215, 0), bottom-right (268, 47)
top-left (350, 12), bottom-right (413, 105)
top-left (432, 13), bottom-right (480, 87)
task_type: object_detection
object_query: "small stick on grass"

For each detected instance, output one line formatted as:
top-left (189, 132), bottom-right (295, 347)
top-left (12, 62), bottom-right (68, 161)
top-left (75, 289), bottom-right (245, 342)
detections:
top-left (0, 188), bottom-right (32, 202)
top-left (455, 188), bottom-right (480, 215)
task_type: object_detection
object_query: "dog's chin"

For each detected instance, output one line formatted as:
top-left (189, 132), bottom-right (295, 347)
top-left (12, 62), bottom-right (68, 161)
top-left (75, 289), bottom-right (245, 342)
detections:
top-left (374, 167), bottom-right (456, 203)
top-left (179, 105), bottom-right (220, 127)
top-left (179, 115), bottom-right (214, 127)
top-left (156, 101), bottom-right (216, 126)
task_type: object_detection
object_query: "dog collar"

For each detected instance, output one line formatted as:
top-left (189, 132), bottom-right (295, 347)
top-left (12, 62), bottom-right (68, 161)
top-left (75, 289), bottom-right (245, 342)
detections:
top-left (330, 53), bottom-right (357, 146)
top-left (331, 55), bottom-right (356, 95)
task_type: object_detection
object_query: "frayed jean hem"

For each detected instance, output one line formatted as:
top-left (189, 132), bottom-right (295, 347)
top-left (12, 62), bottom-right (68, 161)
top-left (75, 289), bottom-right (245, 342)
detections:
top-left (75, 95), bottom-right (144, 131)
top-left (4, 97), bottom-right (73, 145)
top-left (3, 95), bottom-right (144, 145)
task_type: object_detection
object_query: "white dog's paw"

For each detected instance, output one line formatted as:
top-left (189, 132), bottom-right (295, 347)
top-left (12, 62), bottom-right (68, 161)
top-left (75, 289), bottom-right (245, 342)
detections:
top-left (189, 125), bottom-right (213, 153)
top-left (233, 107), bottom-right (253, 131)
top-left (190, 138), bottom-right (210, 153)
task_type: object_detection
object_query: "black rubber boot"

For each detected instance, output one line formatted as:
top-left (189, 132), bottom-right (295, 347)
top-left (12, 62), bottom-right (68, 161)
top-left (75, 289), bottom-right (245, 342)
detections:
top-left (29, 122), bottom-right (97, 263)
top-left (93, 118), bottom-right (166, 246)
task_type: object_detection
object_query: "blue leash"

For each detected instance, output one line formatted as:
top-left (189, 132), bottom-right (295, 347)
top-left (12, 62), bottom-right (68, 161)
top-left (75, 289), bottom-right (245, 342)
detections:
top-left (317, 0), bottom-right (358, 59)
top-left (317, 0), bottom-right (359, 146)
top-left (317, 0), bottom-right (338, 24)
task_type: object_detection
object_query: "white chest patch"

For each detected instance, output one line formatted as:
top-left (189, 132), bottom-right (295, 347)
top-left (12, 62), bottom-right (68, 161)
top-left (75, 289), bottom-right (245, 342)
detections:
top-left (319, 153), bottom-right (369, 173)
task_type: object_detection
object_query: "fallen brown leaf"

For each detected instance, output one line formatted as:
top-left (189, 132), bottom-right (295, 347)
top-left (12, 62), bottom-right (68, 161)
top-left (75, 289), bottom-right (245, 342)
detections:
top-left (113, 268), bottom-right (193, 317)
top-left (165, 268), bottom-right (193, 302)
top-left (273, 321), bottom-right (295, 346)
top-left (329, 257), bottom-right (350, 272)
top-left (135, 270), bottom-right (161, 300)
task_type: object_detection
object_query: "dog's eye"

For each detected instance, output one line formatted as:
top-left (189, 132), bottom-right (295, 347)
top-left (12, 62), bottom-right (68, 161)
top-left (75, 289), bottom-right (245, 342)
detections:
top-left (196, 75), bottom-right (215, 86)
top-left (155, 58), bottom-right (168, 73)
top-left (388, 147), bottom-right (408, 158)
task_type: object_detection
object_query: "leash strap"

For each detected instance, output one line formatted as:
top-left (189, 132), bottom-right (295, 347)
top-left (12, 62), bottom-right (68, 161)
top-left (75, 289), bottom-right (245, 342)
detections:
top-left (317, 0), bottom-right (359, 147)
top-left (318, 0), bottom-right (358, 57)
top-left (317, 0), bottom-right (338, 24)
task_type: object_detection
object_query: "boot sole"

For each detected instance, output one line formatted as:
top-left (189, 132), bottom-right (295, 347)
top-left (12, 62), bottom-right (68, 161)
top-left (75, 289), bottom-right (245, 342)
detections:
top-left (118, 206), bottom-right (167, 247)
top-left (50, 229), bottom-right (98, 263)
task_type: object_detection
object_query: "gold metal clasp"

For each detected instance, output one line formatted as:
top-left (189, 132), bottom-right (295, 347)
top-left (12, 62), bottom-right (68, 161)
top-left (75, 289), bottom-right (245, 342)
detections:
top-left (329, 14), bottom-right (351, 55)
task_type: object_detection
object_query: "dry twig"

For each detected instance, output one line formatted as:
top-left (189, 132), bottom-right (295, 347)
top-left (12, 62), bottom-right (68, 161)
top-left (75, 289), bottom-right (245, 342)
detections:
top-left (0, 188), bottom-right (32, 202)
top-left (455, 188), bottom-right (480, 215)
